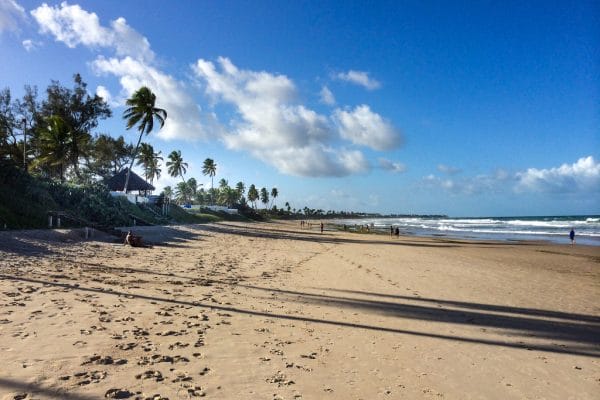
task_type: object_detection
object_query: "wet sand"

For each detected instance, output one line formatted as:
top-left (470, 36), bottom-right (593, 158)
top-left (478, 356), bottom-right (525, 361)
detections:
top-left (0, 221), bottom-right (598, 399)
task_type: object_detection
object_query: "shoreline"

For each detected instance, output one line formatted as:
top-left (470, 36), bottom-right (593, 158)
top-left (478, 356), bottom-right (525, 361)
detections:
top-left (317, 218), bottom-right (600, 247)
top-left (0, 221), bottom-right (598, 399)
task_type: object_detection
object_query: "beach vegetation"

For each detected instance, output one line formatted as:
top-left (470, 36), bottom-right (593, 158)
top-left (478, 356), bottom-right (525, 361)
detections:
top-left (202, 158), bottom-right (217, 204)
top-left (166, 149), bottom-right (188, 183)
top-left (122, 86), bottom-right (167, 193)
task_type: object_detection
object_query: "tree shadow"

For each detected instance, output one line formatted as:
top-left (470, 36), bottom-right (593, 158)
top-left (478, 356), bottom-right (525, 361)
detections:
top-left (247, 288), bottom-right (599, 347)
top-left (312, 288), bottom-right (600, 324)
top-left (0, 377), bottom-right (98, 400)
top-left (1, 273), bottom-right (598, 358)
top-left (114, 225), bottom-right (207, 246)
top-left (0, 234), bottom-right (59, 257)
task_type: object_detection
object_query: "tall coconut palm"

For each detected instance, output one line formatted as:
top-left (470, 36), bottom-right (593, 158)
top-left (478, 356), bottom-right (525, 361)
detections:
top-left (235, 181), bottom-right (245, 203)
top-left (162, 186), bottom-right (173, 200)
top-left (137, 143), bottom-right (162, 184)
top-left (247, 184), bottom-right (259, 209)
top-left (166, 150), bottom-right (188, 182)
top-left (122, 86), bottom-right (167, 193)
top-left (260, 187), bottom-right (269, 209)
top-left (187, 177), bottom-right (199, 199)
top-left (146, 153), bottom-right (162, 184)
top-left (270, 187), bottom-right (278, 209)
top-left (175, 181), bottom-right (192, 204)
top-left (202, 158), bottom-right (217, 204)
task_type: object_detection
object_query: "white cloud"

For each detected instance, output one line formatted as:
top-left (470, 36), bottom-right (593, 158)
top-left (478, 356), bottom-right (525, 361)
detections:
top-left (193, 57), bottom-right (372, 177)
top-left (22, 39), bottom-right (40, 51)
top-left (378, 158), bottom-right (406, 173)
top-left (319, 86), bottom-right (335, 105)
top-left (31, 2), bottom-right (210, 142)
top-left (336, 70), bottom-right (381, 90)
top-left (516, 156), bottom-right (600, 193)
top-left (333, 105), bottom-right (402, 151)
top-left (422, 156), bottom-right (600, 196)
top-left (92, 56), bottom-right (211, 141)
top-left (0, 0), bottom-right (26, 34)
top-left (30, 2), bottom-right (402, 178)
top-left (31, 2), bottom-right (111, 48)
top-left (95, 84), bottom-right (121, 107)
top-left (437, 164), bottom-right (461, 175)
top-left (31, 2), bottom-right (154, 62)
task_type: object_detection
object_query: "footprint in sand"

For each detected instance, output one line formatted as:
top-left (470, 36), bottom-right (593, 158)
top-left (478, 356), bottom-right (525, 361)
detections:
top-left (135, 369), bottom-right (164, 382)
top-left (104, 388), bottom-right (134, 398)
top-left (81, 355), bottom-right (127, 366)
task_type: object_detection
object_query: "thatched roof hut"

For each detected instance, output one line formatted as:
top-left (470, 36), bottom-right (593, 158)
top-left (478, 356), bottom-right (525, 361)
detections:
top-left (105, 168), bottom-right (155, 193)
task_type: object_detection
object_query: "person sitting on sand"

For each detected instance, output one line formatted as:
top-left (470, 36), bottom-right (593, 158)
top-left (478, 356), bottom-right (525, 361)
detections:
top-left (124, 230), bottom-right (133, 245)
top-left (124, 230), bottom-right (144, 247)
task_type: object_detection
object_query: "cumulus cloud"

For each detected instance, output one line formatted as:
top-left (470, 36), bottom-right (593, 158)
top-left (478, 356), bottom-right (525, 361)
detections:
top-left (333, 105), bottom-right (402, 151)
top-left (193, 57), bottom-right (373, 177)
top-left (378, 158), bottom-right (406, 173)
top-left (437, 164), bottom-right (461, 175)
top-left (92, 56), bottom-right (211, 141)
top-left (423, 156), bottom-right (600, 196)
top-left (32, 2), bottom-right (210, 142)
top-left (516, 156), bottom-right (600, 193)
top-left (0, 0), bottom-right (26, 34)
top-left (30, 2), bottom-right (403, 177)
top-left (31, 2), bottom-right (154, 62)
top-left (319, 86), bottom-right (335, 105)
top-left (335, 70), bottom-right (381, 90)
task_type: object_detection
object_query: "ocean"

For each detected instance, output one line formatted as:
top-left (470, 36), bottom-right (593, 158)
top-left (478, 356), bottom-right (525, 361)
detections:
top-left (332, 215), bottom-right (600, 246)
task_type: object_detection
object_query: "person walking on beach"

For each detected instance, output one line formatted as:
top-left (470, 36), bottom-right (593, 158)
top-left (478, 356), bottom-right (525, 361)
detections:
top-left (320, 222), bottom-right (324, 233)
top-left (390, 225), bottom-right (394, 237)
top-left (570, 228), bottom-right (575, 245)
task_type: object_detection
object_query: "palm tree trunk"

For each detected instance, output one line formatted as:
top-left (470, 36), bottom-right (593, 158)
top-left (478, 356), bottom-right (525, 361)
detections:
top-left (124, 132), bottom-right (144, 193)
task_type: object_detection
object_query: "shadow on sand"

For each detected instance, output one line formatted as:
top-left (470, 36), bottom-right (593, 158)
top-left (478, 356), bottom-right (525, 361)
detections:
top-left (0, 273), bottom-right (598, 358)
top-left (0, 377), bottom-right (99, 400)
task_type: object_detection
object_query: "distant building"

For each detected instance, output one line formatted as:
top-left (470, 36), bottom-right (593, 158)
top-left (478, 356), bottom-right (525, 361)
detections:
top-left (105, 168), bottom-right (156, 204)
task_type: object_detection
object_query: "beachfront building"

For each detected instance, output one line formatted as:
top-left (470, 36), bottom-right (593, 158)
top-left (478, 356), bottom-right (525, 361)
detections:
top-left (105, 168), bottom-right (156, 204)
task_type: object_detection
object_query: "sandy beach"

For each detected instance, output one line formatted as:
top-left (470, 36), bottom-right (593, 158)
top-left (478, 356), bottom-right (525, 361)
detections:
top-left (0, 221), bottom-right (598, 399)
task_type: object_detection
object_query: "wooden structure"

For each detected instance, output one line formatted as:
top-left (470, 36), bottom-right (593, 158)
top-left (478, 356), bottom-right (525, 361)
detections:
top-left (105, 168), bottom-right (155, 194)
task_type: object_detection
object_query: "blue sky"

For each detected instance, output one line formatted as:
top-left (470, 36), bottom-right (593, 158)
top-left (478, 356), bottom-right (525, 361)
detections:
top-left (1, 0), bottom-right (598, 216)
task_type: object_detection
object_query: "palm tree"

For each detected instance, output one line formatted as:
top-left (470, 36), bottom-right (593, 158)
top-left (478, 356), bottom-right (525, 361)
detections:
top-left (162, 186), bottom-right (173, 200)
top-left (166, 150), bottom-right (188, 182)
top-left (260, 187), bottom-right (269, 209)
top-left (122, 86), bottom-right (167, 193)
top-left (202, 158), bottom-right (217, 204)
top-left (175, 181), bottom-right (192, 204)
top-left (36, 115), bottom-right (72, 181)
top-left (270, 187), bottom-right (278, 209)
top-left (146, 152), bottom-right (162, 184)
top-left (235, 181), bottom-right (245, 203)
top-left (247, 184), bottom-right (259, 209)
top-left (187, 177), bottom-right (199, 200)
top-left (137, 143), bottom-right (162, 184)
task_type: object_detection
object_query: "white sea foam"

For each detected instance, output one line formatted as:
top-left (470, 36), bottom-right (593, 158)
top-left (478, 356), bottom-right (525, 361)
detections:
top-left (334, 215), bottom-right (600, 245)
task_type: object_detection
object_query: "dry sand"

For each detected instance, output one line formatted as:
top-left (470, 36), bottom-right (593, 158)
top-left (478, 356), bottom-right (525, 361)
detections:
top-left (0, 221), bottom-right (598, 399)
